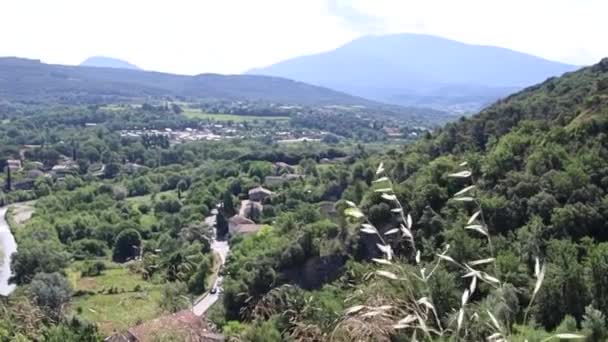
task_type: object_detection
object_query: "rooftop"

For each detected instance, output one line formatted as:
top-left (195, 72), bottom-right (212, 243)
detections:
top-left (248, 186), bottom-right (273, 195)
top-left (126, 310), bottom-right (223, 342)
top-left (228, 215), bottom-right (255, 225)
top-left (234, 223), bottom-right (262, 235)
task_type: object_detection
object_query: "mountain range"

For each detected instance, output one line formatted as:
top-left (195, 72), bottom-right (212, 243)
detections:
top-left (0, 57), bottom-right (380, 107)
top-left (248, 33), bottom-right (581, 112)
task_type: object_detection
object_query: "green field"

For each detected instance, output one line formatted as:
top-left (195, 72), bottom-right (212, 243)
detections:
top-left (69, 264), bottom-right (164, 334)
top-left (182, 108), bottom-right (289, 122)
top-left (126, 190), bottom-right (177, 204)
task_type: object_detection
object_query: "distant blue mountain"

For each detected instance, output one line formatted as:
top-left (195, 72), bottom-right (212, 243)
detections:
top-left (248, 33), bottom-right (580, 112)
top-left (80, 56), bottom-right (140, 70)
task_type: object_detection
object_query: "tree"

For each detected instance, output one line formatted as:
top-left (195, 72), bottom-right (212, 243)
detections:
top-left (223, 191), bottom-right (236, 217)
top-left (171, 103), bottom-right (183, 114)
top-left (30, 272), bottom-right (72, 321)
top-left (321, 133), bottom-right (340, 144)
top-left (112, 229), bottom-right (141, 262)
top-left (72, 239), bottom-right (107, 258)
top-left (44, 316), bottom-right (101, 342)
top-left (534, 240), bottom-right (588, 329)
top-left (588, 243), bottom-right (608, 315)
top-left (127, 176), bottom-right (155, 196)
top-left (154, 197), bottom-right (182, 214)
top-left (241, 319), bottom-right (282, 342)
top-left (216, 212), bottom-right (229, 238)
top-left (177, 179), bottom-right (189, 199)
top-left (582, 305), bottom-right (608, 342)
top-left (103, 162), bottom-right (120, 178)
top-left (248, 201), bottom-right (261, 222)
top-left (4, 163), bottom-right (11, 192)
top-left (187, 258), bottom-right (212, 294)
top-left (179, 222), bottom-right (211, 250)
top-left (368, 202), bottom-right (392, 226)
top-left (158, 281), bottom-right (190, 313)
top-left (10, 241), bottom-right (69, 284)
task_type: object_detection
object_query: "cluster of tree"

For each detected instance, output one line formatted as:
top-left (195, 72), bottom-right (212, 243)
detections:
top-left (198, 100), bottom-right (292, 117)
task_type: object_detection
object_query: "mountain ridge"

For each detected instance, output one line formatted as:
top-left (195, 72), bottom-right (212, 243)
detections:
top-left (248, 33), bottom-right (581, 112)
top-left (0, 57), bottom-right (382, 107)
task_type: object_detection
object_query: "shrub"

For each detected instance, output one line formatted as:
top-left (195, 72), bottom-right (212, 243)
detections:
top-left (80, 261), bottom-right (106, 277)
top-left (30, 272), bottom-right (72, 320)
top-left (72, 239), bottom-right (107, 258)
top-left (582, 306), bottom-right (607, 342)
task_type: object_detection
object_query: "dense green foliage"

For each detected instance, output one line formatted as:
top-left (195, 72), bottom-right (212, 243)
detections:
top-left (211, 59), bottom-right (608, 340)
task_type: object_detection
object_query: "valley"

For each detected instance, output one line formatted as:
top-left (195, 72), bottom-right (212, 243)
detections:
top-left (0, 7), bottom-right (606, 339)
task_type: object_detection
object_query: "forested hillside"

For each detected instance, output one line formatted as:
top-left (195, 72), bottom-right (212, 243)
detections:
top-left (0, 57), bottom-right (375, 106)
top-left (211, 58), bottom-right (608, 340)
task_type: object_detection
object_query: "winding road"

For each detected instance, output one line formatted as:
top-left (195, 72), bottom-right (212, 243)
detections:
top-left (192, 209), bottom-right (230, 316)
top-left (0, 206), bottom-right (17, 296)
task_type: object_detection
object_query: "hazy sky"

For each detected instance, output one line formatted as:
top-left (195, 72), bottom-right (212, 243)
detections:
top-left (1, 0), bottom-right (606, 75)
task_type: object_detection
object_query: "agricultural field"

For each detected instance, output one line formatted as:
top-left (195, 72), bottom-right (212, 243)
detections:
top-left (182, 108), bottom-right (290, 122)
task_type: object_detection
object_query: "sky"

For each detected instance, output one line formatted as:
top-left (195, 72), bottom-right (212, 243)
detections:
top-left (0, 0), bottom-right (606, 75)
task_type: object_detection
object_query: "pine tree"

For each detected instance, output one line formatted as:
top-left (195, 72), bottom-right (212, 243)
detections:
top-left (5, 164), bottom-right (11, 192)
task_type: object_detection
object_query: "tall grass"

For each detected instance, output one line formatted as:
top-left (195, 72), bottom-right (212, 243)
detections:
top-left (338, 162), bottom-right (582, 341)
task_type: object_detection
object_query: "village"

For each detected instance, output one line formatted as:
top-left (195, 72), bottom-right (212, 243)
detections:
top-left (118, 126), bottom-right (327, 145)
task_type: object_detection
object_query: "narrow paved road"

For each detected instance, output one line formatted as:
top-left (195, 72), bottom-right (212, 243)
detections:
top-left (0, 206), bottom-right (17, 296)
top-left (192, 208), bottom-right (230, 316)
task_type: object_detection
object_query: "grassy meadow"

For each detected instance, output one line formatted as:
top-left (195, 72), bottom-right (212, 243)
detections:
top-left (69, 264), bottom-right (165, 334)
top-left (182, 108), bottom-right (289, 122)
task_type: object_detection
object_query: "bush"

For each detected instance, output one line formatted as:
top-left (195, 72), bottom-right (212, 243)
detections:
top-left (127, 176), bottom-right (155, 196)
top-left (72, 239), bottom-right (107, 258)
top-left (582, 305), bottom-right (608, 342)
top-left (80, 261), bottom-right (106, 277)
top-left (113, 186), bottom-right (127, 201)
top-left (555, 315), bottom-right (577, 334)
top-left (241, 319), bottom-right (282, 342)
top-left (138, 203), bottom-right (151, 214)
top-left (154, 198), bottom-right (182, 214)
top-left (158, 281), bottom-right (190, 313)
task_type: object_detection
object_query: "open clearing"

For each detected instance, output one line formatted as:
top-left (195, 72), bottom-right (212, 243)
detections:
top-left (8, 201), bottom-right (36, 227)
top-left (69, 264), bottom-right (165, 335)
top-left (182, 108), bottom-right (289, 122)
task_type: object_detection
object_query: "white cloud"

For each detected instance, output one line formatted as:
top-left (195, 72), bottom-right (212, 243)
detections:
top-left (0, 0), bottom-right (605, 74)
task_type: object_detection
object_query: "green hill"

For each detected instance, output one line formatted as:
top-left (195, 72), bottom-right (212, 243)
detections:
top-left (392, 58), bottom-right (608, 244)
top-left (0, 57), bottom-right (450, 124)
top-left (0, 57), bottom-right (378, 107)
top-left (342, 57), bottom-right (608, 335)
top-left (433, 58), bottom-right (608, 154)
